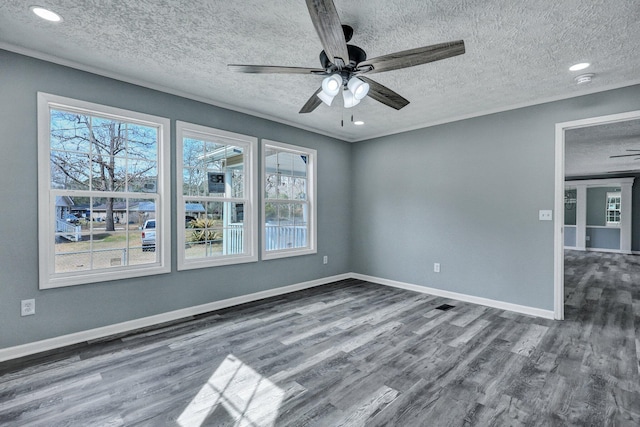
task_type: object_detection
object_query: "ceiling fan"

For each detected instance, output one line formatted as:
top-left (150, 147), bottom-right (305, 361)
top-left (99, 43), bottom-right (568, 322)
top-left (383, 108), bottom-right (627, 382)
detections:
top-left (228, 0), bottom-right (465, 114)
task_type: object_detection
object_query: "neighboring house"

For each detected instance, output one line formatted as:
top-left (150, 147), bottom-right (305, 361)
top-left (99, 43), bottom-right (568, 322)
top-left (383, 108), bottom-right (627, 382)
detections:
top-left (91, 201), bottom-right (156, 224)
top-left (54, 195), bottom-right (74, 220)
top-left (185, 203), bottom-right (206, 219)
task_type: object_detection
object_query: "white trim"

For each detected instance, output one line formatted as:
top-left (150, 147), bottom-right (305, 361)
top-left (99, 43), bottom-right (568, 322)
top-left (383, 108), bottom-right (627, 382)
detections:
top-left (584, 248), bottom-right (631, 255)
top-left (37, 92), bottom-right (171, 289)
top-left (175, 121), bottom-right (258, 270)
top-left (261, 140), bottom-right (317, 261)
top-left (565, 178), bottom-right (634, 187)
top-left (565, 247), bottom-right (633, 255)
top-left (0, 273), bottom-right (352, 363)
top-left (554, 121), bottom-right (566, 320)
top-left (555, 109), bottom-right (640, 321)
top-left (351, 273), bottom-right (555, 319)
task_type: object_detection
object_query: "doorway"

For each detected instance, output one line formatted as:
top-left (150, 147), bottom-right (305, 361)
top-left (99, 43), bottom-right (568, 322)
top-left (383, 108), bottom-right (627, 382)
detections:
top-left (554, 110), bottom-right (640, 319)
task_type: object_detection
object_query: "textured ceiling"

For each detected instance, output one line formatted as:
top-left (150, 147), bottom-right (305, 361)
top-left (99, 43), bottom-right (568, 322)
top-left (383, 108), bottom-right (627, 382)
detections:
top-left (566, 119), bottom-right (640, 177)
top-left (1, 0), bottom-right (639, 142)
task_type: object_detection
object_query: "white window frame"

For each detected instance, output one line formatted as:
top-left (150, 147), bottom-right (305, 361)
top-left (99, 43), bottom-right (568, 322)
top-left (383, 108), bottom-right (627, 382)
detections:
top-left (261, 139), bottom-right (317, 260)
top-left (605, 191), bottom-right (621, 226)
top-left (37, 93), bottom-right (171, 289)
top-left (176, 121), bottom-right (258, 270)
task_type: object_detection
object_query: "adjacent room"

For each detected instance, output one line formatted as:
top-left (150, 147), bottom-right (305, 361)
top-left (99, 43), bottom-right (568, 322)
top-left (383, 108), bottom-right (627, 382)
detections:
top-left (1, 1), bottom-right (640, 425)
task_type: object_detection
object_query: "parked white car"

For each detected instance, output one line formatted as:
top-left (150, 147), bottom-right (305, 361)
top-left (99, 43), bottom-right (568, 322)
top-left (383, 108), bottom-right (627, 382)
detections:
top-left (141, 219), bottom-right (156, 251)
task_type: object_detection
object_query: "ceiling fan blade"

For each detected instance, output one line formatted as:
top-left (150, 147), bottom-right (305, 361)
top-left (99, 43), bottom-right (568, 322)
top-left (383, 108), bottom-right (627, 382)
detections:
top-left (228, 64), bottom-right (326, 74)
top-left (358, 76), bottom-right (409, 110)
top-left (355, 40), bottom-right (465, 74)
top-left (299, 88), bottom-right (323, 114)
top-left (305, 0), bottom-right (349, 68)
top-left (609, 153), bottom-right (640, 158)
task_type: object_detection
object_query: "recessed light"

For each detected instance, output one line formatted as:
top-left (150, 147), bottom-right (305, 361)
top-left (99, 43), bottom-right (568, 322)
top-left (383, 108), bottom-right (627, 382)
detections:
top-left (569, 63), bottom-right (590, 72)
top-left (354, 120), bottom-right (365, 126)
top-left (30, 6), bottom-right (63, 22)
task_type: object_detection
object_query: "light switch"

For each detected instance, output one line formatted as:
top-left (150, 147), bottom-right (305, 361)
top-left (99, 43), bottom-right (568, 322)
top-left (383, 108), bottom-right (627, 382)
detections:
top-left (539, 210), bottom-right (553, 221)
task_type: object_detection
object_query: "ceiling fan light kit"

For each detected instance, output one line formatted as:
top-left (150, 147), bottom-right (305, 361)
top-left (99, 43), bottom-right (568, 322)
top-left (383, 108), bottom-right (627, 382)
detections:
top-left (228, 0), bottom-right (465, 114)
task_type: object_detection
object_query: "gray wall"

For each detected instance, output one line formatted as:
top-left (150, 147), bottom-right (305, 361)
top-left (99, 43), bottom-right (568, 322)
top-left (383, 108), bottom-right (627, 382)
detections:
top-left (0, 50), bottom-right (351, 349)
top-left (586, 228), bottom-right (620, 250)
top-left (3, 47), bottom-right (640, 351)
top-left (351, 85), bottom-right (640, 310)
top-left (586, 187), bottom-right (618, 226)
top-left (564, 226), bottom-right (576, 247)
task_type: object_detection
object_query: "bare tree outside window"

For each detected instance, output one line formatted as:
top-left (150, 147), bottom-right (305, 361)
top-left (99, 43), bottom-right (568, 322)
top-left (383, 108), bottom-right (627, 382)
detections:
top-left (50, 110), bottom-right (158, 231)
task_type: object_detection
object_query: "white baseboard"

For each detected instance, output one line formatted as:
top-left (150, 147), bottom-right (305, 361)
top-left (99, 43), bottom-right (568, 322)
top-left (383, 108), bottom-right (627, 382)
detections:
top-left (567, 247), bottom-right (635, 255)
top-left (0, 271), bottom-right (556, 363)
top-left (351, 273), bottom-right (555, 320)
top-left (0, 273), bottom-right (351, 363)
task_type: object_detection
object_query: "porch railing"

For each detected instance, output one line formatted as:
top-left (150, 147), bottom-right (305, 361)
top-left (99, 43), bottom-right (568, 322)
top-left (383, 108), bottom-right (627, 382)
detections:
top-left (265, 225), bottom-right (307, 251)
top-left (55, 219), bottom-right (82, 242)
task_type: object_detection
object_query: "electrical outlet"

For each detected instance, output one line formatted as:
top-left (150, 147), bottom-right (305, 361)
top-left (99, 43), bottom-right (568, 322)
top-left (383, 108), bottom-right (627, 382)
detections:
top-left (434, 263), bottom-right (441, 273)
top-left (323, 255), bottom-right (328, 265)
top-left (21, 299), bottom-right (35, 316)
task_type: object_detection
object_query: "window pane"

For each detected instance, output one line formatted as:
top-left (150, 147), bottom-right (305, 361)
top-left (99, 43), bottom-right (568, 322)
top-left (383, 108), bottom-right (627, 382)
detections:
top-left (128, 160), bottom-right (158, 193)
top-left (55, 235), bottom-right (91, 274)
top-left (231, 169), bottom-right (244, 198)
top-left (50, 110), bottom-right (91, 153)
top-left (183, 167), bottom-right (207, 196)
top-left (276, 151), bottom-right (295, 176)
top-left (126, 124), bottom-right (158, 157)
top-left (206, 201), bottom-right (224, 222)
top-left (265, 174), bottom-right (279, 199)
top-left (51, 151), bottom-right (90, 190)
top-left (293, 178), bottom-right (307, 200)
top-left (264, 202), bottom-right (307, 251)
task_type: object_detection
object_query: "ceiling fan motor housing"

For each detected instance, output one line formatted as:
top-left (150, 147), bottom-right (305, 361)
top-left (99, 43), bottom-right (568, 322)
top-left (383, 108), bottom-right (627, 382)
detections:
top-left (320, 44), bottom-right (367, 71)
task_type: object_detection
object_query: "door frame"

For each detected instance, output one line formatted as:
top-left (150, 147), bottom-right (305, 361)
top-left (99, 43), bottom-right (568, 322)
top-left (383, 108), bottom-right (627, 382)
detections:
top-left (554, 109), bottom-right (640, 320)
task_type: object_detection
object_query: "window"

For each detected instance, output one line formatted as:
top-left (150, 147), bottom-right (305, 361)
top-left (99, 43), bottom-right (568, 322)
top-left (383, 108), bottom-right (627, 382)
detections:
top-left (177, 122), bottom-right (257, 270)
top-left (262, 140), bottom-right (316, 260)
top-left (606, 192), bottom-right (621, 225)
top-left (37, 93), bottom-right (170, 289)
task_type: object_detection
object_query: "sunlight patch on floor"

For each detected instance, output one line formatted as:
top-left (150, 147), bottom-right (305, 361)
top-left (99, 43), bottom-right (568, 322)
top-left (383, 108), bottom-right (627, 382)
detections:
top-left (177, 354), bottom-right (284, 427)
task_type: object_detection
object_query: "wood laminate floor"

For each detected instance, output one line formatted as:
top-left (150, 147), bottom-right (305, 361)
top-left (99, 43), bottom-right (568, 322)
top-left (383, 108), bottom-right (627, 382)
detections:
top-left (1, 250), bottom-right (640, 426)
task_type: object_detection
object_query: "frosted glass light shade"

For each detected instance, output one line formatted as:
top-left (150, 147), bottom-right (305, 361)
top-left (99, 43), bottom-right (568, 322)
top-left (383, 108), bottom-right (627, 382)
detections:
top-left (321, 74), bottom-right (342, 96)
top-left (317, 90), bottom-right (335, 106)
top-left (347, 77), bottom-right (369, 100)
top-left (343, 89), bottom-right (360, 108)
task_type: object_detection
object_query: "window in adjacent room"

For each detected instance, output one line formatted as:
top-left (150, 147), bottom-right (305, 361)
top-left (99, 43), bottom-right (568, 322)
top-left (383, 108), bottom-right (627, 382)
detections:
top-left (605, 191), bottom-right (621, 225)
top-left (262, 140), bottom-right (316, 260)
top-left (37, 93), bottom-right (171, 289)
top-left (177, 121), bottom-right (257, 270)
